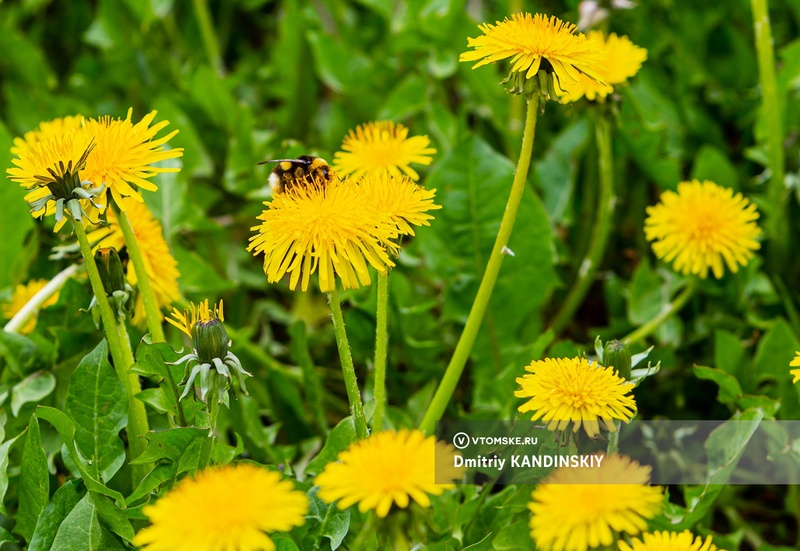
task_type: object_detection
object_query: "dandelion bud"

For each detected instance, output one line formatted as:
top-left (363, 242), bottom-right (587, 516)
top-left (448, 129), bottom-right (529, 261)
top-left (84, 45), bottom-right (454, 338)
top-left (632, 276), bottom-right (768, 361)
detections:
top-left (192, 318), bottom-right (230, 364)
top-left (603, 339), bottom-right (631, 381)
top-left (95, 247), bottom-right (126, 296)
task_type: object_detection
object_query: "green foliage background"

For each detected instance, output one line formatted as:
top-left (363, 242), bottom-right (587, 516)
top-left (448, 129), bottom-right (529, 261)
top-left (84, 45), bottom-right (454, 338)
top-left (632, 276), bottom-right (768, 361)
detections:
top-left (1, 0), bottom-right (800, 549)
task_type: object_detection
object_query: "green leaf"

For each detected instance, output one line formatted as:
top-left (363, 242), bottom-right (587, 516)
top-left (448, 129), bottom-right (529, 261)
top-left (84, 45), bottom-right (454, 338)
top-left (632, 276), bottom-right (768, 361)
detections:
top-left (29, 480), bottom-right (86, 551)
top-left (753, 319), bottom-right (800, 417)
top-left (693, 365), bottom-right (742, 405)
top-left (130, 427), bottom-right (207, 465)
top-left (126, 464), bottom-right (172, 504)
top-left (35, 407), bottom-right (126, 506)
top-left (304, 418), bottom-right (356, 477)
top-left (16, 415), bottom-right (50, 541)
top-left (306, 31), bottom-right (374, 93)
top-left (90, 493), bottom-right (134, 543)
top-left (11, 370), bottom-right (55, 417)
top-left (691, 144), bottom-right (738, 190)
top-left (65, 340), bottom-right (127, 481)
top-left (492, 520), bottom-right (532, 549)
top-left (0, 423), bottom-right (23, 516)
top-left (0, 330), bottom-right (50, 379)
top-left (714, 330), bottom-right (746, 385)
top-left (49, 493), bottom-right (126, 551)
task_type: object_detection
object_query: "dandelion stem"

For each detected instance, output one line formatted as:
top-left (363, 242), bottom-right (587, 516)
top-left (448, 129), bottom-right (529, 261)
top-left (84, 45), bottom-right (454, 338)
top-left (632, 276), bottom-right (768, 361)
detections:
top-left (372, 272), bottom-right (389, 431)
top-left (3, 263), bottom-right (80, 334)
top-left (328, 286), bottom-right (369, 439)
top-left (72, 218), bottom-right (150, 485)
top-left (115, 205), bottom-right (166, 343)
top-left (751, 0), bottom-right (787, 271)
top-left (116, 320), bottom-right (150, 484)
top-left (198, 374), bottom-right (221, 470)
top-left (192, 0), bottom-right (224, 74)
top-left (550, 113), bottom-right (615, 334)
top-left (419, 95), bottom-right (540, 434)
top-left (622, 279), bottom-right (697, 346)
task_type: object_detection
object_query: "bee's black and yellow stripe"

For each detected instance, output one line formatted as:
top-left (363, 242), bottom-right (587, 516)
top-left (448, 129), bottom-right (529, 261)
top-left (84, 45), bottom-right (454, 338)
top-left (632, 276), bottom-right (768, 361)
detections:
top-left (259, 155), bottom-right (332, 194)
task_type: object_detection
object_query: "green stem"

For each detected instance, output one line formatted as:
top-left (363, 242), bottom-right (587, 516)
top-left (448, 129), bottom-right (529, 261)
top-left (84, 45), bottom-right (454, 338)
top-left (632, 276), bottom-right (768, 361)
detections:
top-left (192, 0), bottom-right (223, 73)
top-left (328, 286), bottom-right (369, 439)
top-left (115, 206), bottom-right (166, 343)
top-left (622, 280), bottom-right (697, 346)
top-left (372, 273), bottom-right (389, 432)
top-left (751, 0), bottom-right (787, 269)
top-left (419, 95), bottom-right (540, 434)
top-left (198, 374), bottom-right (221, 470)
top-left (72, 219), bottom-right (150, 484)
top-left (116, 321), bottom-right (150, 484)
top-left (550, 113), bottom-right (615, 334)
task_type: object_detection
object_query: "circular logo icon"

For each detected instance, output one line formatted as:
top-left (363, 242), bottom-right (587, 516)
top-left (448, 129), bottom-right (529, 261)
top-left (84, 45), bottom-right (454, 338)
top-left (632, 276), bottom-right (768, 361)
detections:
top-left (452, 432), bottom-right (470, 450)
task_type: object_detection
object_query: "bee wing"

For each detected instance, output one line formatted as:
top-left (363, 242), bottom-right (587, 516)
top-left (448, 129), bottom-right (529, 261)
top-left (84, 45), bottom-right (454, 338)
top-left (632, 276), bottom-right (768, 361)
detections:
top-left (257, 158), bottom-right (297, 166)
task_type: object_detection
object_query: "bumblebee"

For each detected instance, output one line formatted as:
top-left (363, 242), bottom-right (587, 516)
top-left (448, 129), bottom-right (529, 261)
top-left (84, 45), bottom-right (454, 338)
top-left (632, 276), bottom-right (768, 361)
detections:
top-left (258, 155), bottom-right (333, 194)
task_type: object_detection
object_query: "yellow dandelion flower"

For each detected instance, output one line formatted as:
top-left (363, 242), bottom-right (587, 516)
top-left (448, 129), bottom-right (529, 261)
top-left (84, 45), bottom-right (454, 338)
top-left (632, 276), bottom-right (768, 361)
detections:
top-left (81, 108), bottom-right (183, 209)
top-left (315, 429), bottom-right (460, 518)
top-left (644, 180), bottom-right (761, 279)
top-left (133, 464), bottom-right (308, 551)
top-left (790, 352), bottom-right (800, 384)
top-left (515, 356), bottom-right (637, 438)
top-left (10, 115), bottom-right (85, 157)
top-left (559, 31), bottom-right (647, 102)
top-left (247, 175), bottom-right (397, 293)
top-left (2, 280), bottom-right (60, 334)
top-left (7, 131), bottom-right (98, 231)
top-left (358, 172), bottom-right (441, 236)
top-left (332, 121), bottom-right (436, 181)
top-left (90, 198), bottom-right (180, 327)
top-left (459, 13), bottom-right (604, 90)
top-left (167, 299), bottom-right (224, 338)
top-left (530, 454), bottom-right (663, 551)
top-left (619, 530), bottom-right (726, 551)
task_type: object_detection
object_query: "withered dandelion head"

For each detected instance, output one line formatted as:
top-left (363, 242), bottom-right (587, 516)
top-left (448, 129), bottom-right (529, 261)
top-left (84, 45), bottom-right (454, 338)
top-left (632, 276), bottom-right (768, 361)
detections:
top-left (790, 352), bottom-right (800, 384)
top-left (515, 356), bottom-right (637, 438)
top-left (133, 464), bottom-right (308, 551)
top-left (315, 429), bottom-right (462, 518)
top-left (81, 108), bottom-right (183, 209)
top-left (459, 13), bottom-right (604, 96)
top-left (2, 280), bottom-right (59, 334)
top-left (529, 454), bottom-right (663, 551)
top-left (559, 31), bottom-right (647, 102)
top-left (91, 198), bottom-right (180, 328)
top-left (644, 180), bottom-right (761, 279)
top-left (333, 121), bottom-right (436, 181)
top-left (247, 175), bottom-right (398, 293)
top-left (358, 171), bottom-right (441, 237)
top-left (619, 530), bottom-right (727, 551)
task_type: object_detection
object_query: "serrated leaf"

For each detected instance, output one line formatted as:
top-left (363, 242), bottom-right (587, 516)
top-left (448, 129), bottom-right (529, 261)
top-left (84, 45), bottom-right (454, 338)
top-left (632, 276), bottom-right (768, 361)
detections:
top-left (65, 340), bottom-right (127, 481)
top-left (693, 365), bottom-right (743, 405)
top-left (16, 415), bottom-right (50, 541)
top-left (126, 464), bottom-right (173, 504)
top-left (35, 406), bottom-right (126, 506)
top-left (29, 480), bottom-right (86, 551)
top-left (753, 319), bottom-right (800, 417)
top-left (11, 370), bottom-right (55, 416)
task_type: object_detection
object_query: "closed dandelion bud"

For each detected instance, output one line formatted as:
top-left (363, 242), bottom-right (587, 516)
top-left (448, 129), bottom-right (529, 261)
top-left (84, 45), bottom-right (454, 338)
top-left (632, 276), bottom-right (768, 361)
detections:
top-left (192, 318), bottom-right (229, 364)
top-left (604, 339), bottom-right (631, 381)
top-left (95, 247), bottom-right (126, 296)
